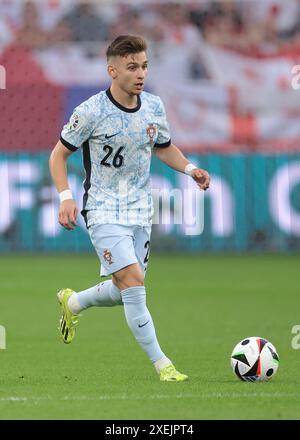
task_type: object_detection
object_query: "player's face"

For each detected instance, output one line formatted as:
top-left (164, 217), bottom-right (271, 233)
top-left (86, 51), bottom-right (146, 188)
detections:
top-left (109, 52), bottom-right (148, 96)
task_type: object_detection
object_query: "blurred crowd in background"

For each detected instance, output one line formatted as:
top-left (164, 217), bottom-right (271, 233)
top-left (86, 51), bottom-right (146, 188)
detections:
top-left (1, 0), bottom-right (300, 56)
top-left (1, 1), bottom-right (300, 252)
top-left (1, 0), bottom-right (300, 154)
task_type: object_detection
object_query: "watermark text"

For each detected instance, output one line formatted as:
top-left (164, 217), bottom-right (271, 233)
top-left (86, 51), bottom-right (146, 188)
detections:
top-left (291, 325), bottom-right (300, 349)
top-left (0, 325), bottom-right (6, 349)
top-left (291, 65), bottom-right (300, 90)
top-left (0, 65), bottom-right (6, 90)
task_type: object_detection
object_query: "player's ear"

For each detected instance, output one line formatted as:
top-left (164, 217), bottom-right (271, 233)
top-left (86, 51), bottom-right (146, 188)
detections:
top-left (107, 63), bottom-right (118, 79)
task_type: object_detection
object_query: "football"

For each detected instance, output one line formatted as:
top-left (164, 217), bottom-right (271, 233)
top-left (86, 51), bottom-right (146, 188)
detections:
top-left (231, 337), bottom-right (279, 382)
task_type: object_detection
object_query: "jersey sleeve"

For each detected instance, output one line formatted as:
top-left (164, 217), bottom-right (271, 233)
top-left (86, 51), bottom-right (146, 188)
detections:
top-left (60, 104), bottom-right (94, 151)
top-left (154, 98), bottom-right (171, 148)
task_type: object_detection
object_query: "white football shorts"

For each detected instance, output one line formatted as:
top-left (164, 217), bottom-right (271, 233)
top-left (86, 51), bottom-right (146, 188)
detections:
top-left (88, 223), bottom-right (151, 277)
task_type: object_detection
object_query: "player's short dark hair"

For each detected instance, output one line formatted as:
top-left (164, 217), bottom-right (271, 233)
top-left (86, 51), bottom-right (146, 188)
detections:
top-left (106, 35), bottom-right (147, 60)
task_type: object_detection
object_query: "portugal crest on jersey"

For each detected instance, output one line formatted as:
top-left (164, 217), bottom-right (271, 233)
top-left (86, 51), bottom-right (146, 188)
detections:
top-left (146, 123), bottom-right (156, 145)
top-left (103, 249), bottom-right (113, 265)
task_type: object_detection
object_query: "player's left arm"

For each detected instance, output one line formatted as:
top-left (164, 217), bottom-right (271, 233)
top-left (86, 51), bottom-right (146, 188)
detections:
top-left (154, 143), bottom-right (210, 191)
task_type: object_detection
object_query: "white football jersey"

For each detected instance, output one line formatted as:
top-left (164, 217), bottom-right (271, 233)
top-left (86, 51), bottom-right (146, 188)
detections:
top-left (60, 89), bottom-right (171, 227)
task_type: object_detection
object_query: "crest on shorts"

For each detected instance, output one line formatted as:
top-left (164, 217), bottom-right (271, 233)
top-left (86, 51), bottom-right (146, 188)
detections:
top-left (67, 113), bottom-right (79, 130)
top-left (103, 249), bottom-right (113, 265)
top-left (146, 123), bottom-right (156, 145)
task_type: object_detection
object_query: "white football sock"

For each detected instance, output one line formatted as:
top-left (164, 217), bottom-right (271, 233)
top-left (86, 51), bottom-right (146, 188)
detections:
top-left (154, 356), bottom-right (172, 374)
top-left (121, 286), bottom-right (166, 364)
top-left (68, 280), bottom-right (122, 314)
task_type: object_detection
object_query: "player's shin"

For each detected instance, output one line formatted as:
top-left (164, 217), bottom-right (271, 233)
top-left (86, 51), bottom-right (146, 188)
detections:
top-left (121, 286), bottom-right (170, 369)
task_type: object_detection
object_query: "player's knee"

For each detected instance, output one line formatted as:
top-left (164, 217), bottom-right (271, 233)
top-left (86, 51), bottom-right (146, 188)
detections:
top-left (112, 273), bottom-right (144, 290)
top-left (128, 277), bottom-right (144, 288)
top-left (122, 277), bottom-right (144, 289)
top-left (112, 263), bottom-right (144, 290)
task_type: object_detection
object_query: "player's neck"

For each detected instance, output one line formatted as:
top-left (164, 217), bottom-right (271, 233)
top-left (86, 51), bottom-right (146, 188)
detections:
top-left (110, 84), bottom-right (138, 109)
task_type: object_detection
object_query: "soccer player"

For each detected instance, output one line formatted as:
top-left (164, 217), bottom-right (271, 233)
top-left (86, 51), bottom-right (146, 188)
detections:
top-left (49, 35), bottom-right (210, 382)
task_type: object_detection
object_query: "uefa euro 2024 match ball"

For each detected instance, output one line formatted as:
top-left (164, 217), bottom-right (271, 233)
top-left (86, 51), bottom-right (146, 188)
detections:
top-left (231, 337), bottom-right (279, 382)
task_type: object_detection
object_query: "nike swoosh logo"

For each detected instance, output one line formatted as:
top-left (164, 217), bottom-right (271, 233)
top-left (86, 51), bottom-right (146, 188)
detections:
top-left (138, 321), bottom-right (149, 328)
top-left (105, 132), bottom-right (120, 139)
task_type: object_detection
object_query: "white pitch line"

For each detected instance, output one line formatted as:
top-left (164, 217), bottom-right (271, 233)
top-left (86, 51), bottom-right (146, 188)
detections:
top-left (0, 393), bottom-right (300, 403)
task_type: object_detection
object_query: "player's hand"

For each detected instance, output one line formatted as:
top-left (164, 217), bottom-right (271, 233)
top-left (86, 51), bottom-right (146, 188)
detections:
top-left (191, 168), bottom-right (210, 191)
top-left (59, 199), bottom-right (78, 230)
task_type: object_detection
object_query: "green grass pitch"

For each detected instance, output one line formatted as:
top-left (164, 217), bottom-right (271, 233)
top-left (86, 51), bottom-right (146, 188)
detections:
top-left (0, 254), bottom-right (300, 420)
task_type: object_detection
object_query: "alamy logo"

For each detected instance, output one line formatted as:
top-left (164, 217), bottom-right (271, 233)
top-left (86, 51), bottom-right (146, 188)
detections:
top-left (0, 65), bottom-right (6, 90)
top-left (0, 325), bottom-right (6, 349)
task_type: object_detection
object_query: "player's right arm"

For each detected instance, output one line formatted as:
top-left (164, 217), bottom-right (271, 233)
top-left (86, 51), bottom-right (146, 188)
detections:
top-left (50, 101), bottom-right (94, 230)
top-left (49, 140), bottom-right (78, 230)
